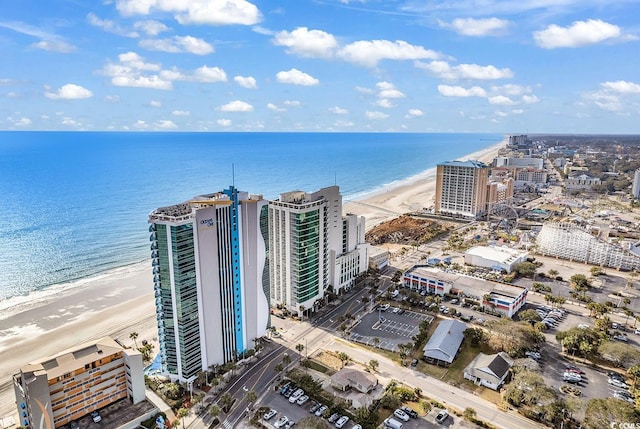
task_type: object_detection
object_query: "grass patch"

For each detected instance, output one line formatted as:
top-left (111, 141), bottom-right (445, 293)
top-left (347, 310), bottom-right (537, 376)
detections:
top-left (304, 359), bottom-right (334, 374)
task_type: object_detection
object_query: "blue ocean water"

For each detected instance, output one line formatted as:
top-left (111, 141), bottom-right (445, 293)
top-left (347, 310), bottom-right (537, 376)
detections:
top-left (0, 132), bottom-right (501, 301)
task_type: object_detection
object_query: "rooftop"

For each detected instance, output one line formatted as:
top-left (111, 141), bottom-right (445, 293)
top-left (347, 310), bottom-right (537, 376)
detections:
top-left (438, 160), bottom-right (487, 169)
top-left (423, 319), bottom-right (467, 364)
top-left (465, 246), bottom-right (528, 264)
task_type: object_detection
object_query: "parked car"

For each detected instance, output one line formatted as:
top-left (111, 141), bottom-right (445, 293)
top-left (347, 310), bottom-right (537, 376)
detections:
top-left (435, 409), bottom-right (449, 424)
top-left (613, 334), bottom-right (628, 342)
top-left (351, 425), bottom-right (362, 429)
top-left (328, 413), bottom-right (340, 423)
top-left (70, 422), bottom-right (79, 429)
top-left (91, 411), bottom-right (102, 423)
top-left (309, 402), bottom-right (320, 413)
top-left (410, 359), bottom-right (418, 367)
top-left (563, 372), bottom-right (581, 383)
top-left (296, 395), bottom-right (309, 405)
top-left (274, 416), bottom-right (289, 428)
top-left (609, 378), bottom-right (628, 389)
top-left (393, 409), bottom-right (410, 422)
top-left (315, 406), bottom-right (328, 417)
top-left (608, 371), bottom-right (625, 381)
top-left (614, 391), bottom-right (634, 403)
top-left (263, 409), bottom-right (277, 420)
top-left (335, 416), bottom-right (350, 428)
top-left (400, 406), bottom-right (418, 419)
top-left (380, 304), bottom-right (390, 311)
top-left (525, 351), bottom-right (541, 360)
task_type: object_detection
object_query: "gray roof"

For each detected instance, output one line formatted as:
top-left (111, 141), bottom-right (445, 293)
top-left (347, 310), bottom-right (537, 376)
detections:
top-left (464, 352), bottom-right (513, 385)
top-left (422, 319), bottom-right (467, 363)
top-left (438, 160), bottom-right (487, 169)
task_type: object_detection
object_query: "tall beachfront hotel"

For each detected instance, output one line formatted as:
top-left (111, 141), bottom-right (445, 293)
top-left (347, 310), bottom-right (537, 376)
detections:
top-left (148, 187), bottom-right (269, 383)
top-left (435, 160), bottom-right (490, 219)
top-left (268, 186), bottom-right (368, 316)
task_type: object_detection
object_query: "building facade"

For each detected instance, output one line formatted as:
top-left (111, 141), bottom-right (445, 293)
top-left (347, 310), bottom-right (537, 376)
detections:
top-left (536, 222), bottom-right (640, 271)
top-left (13, 337), bottom-right (144, 429)
top-left (268, 186), bottom-right (367, 316)
top-left (435, 160), bottom-right (490, 219)
top-left (464, 246), bottom-right (529, 273)
top-left (632, 169), bottom-right (640, 200)
top-left (149, 187), bottom-right (270, 382)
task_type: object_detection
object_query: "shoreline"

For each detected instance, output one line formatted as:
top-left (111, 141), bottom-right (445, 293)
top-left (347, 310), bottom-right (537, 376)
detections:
top-left (0, 137), bottom-right (505, 418)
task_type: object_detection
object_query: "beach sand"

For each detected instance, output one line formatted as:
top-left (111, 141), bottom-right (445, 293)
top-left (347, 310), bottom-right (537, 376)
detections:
top-left (0, 138), bottom-right (504, 418)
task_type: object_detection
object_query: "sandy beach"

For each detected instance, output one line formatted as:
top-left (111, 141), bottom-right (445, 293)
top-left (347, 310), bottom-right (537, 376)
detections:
top-left (0, 138), bottom-right (504, 418)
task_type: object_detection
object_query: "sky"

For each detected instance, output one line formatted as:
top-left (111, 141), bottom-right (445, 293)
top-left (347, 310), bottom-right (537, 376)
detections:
top-left (1, 0), bottom-right (639, 133)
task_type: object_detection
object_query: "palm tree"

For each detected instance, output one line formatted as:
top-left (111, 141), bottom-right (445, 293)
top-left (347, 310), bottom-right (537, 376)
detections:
top-left (295, 343), bottom-right (305, 360)
top-left (245, 389), bottom-right (258, 410)
top-left (336, 351), bottom-right (350, 368)
top-left (372, 337), bottom-right (380, 349)
top-left (129, 331), bottom-right (139, 348)
top-left (177, 407), bottom-right (188, 428)
top-left (208, 404), bottom-right (221, 420)
top-left (220, 392), bottom-right (234, 413)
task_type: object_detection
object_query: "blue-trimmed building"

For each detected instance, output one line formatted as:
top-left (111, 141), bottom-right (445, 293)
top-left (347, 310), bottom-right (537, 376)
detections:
top-left (148, 187), bottom-right (270, 382)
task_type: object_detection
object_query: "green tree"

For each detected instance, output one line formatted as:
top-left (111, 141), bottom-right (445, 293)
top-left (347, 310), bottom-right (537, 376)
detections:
top-left (372, 337), bottom-right (380, 349)
top-left (628, 364), bottom-right (640, 391)
top-left (513, 261), bottom-right (537, 278)
top-left (296, 343), bottom-right (305, 360)
top-left (282, 353), bottom-right (291, 367)
top-left (336, 351), bottom-right (350, 368)
top-left (548, 269), bottom-right (559, 278)
top-left (220, 392), bottom-right (234, 413)
top-left (129, 331), bottom-right (139, 348)
top-left (208, 404), bottom-right (221, 419)
top-left (598, 341), bottom-right (640, 368)
top-left (519, 309), bottom-right (542, 325)
top-left (583, 398), bottom-right (639, 429)
top-left (463, 407), bottom-right (477, 422)
top-left (245, 390), bottom-right (258, 410)
top-left (368, 359), bottom-right (379, 373)
top-left (177, 407), bottom-right (189, 428)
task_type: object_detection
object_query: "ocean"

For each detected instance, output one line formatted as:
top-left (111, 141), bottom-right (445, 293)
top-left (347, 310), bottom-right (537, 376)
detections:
top-left (0, 132), bottom-right (501, 302)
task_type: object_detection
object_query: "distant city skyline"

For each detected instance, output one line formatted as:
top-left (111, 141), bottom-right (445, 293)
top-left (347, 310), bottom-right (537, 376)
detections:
top-left (1, 0), bottom-right (639, 133)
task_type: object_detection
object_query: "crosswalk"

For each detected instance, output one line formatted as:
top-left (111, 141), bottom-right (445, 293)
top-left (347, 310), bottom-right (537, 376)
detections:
top-left (222, 419), bottom-right (233, 429)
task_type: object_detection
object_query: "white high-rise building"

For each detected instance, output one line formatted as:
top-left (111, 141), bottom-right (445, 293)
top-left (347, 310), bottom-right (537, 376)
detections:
top-left (268, 186), bottom-right (368, 316)
top-left (148, 187), bottom-right (269, 382)
top-left (632, 169), bottom-right (640, 200)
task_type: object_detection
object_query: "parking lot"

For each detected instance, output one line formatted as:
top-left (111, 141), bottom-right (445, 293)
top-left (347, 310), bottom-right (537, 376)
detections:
top-left (349, 308), bottom-right (432, 352)
top-left (62, 397), bottom-right (157, 429)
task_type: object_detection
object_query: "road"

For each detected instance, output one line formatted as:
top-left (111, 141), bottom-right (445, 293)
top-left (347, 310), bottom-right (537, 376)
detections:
top-left (186, 268), bottom-right (544, 429)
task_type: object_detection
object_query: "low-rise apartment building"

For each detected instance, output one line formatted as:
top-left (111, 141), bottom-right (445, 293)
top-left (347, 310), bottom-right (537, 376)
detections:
top-left (13, 337), bottom-right (144, 429)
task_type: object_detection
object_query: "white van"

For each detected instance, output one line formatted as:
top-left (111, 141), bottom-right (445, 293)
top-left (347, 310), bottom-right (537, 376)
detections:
top-left (384, 417), bottom-right (403, 429)
top-left (391, 290), bottom-right (399, 298)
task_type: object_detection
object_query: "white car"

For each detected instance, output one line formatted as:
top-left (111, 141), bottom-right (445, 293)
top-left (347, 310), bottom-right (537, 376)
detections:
top-left (613, 334), bottom-right (628, 342)
top-left (525, 351), bottom-right (541, 360)
top-left (288, 389), bottom-right (304, 403)
top-left (609, 378), bottom-right (628, 389)
top-left (274, 416), bottom-right (289, 428)
top-left (578, 324), bottom-right (590, 329)
top-left (91, 411), bottom-right (102, 423)
top-left (393, 409), bottom-right (410, 422)
top-left (614, 391), bottom-right (634, 403)
top-left (435, 409), bottom-right (449, 424)
top-left (263, 409), bottom-right (277, 420)
top-left (296, 395), bottom-right (309, 405)
top-left (335, 416), bottom-right (350, 428)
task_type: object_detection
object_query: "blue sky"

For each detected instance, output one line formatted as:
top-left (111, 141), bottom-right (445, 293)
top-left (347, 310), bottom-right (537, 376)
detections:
top-left (1, 0), bottom-right (639, 133)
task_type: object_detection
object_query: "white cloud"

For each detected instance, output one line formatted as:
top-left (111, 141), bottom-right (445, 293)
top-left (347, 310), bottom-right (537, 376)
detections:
top-left (105, 95), bottom-right (120, 103)
top-left (217, 118), bottom-right (232, 126)
top-left (134, 120), bottom-right (149, 129)
top-left (490, 84), bottom-right (532, 96)
top-left (439, 17), bottom-right (510, 37)
top-left (406, 109), bottom-right (424, 118)
top-left (376, 99), bottom-right (395, 108)
top-left (150, 100), bottom-right (162, 107)
top-left (267, 103), bottom-right (286, 112)
top-left (488, 95), bottom-right (514, 105)
top-left (329, 106), bottom-right (348, 114)
top-left (438, 85), bottom-right (487, 97)
top-left (156, 120), bottom-right (177, 129)
top-left (366, 111), bottom-right (389, 120)
top-left (533, 19), bottom-right (625, 49)
top-left (601, 80), bottom-right (640, 94)
top-left (133, 20), bottom-right (169, 36)
top-left (283, 100), bottom-right (301, 107)
top-left (140, 36), bottom-right (214, 55)
top-left (512, 109), bottom-right (524, 115)
top-left (45, 84), bottom-right (93, 100)
top-left (333, 120), bottom-right (354, 128)
top-left (116, 0), bottom-right (262, 26)
top-left (252, 26), bottom-right (273, 36)
top-left (272, 27), bottom-right (338, 58)
top-left (8, 116), bottom-right (32, 127)
top-left (415, 60), bottom-right (513, 80)
top-left (522, 94), bottom-right (540, 104)
top-left (218, 100), bottom-right (254, 112)
top-left (32, 40), bottom-right (77, 53)
top-left (193, 66), bottom-right (227, 82)
top-left (0, 21), bottom-right (76, 53)
top-left (234, 75), bottom-right (257, 89)
top-left (355, 86), bottom-right (375, 94)
top-left (376, 82), bottom-right (405, 99)
top-left (276, 68), bottom-right (319, 86)
top-left (337, 40), bottom-right (442, 67)
top-left (494, 111), bottom-right (508, 117)
top-left (87, 12), bottom-right (138, 37)
top-left (61, 117), bottom-right (80, 126)
top-left (172, 110), bottom-right (190, 116)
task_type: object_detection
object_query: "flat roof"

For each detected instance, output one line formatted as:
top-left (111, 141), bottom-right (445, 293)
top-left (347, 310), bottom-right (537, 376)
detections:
top-left (438, 160), bottom-right (487, 168)
top-left (23, 337), bottom-right (126, 380)
top-left (465, 246), bottom-right (528, 264)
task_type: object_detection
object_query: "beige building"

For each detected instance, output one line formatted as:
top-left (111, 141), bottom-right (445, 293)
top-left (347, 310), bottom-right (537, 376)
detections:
top-left (13, 337), bottom-right (145, 429)
top-left (435, 160), bottom-right (490, 219)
